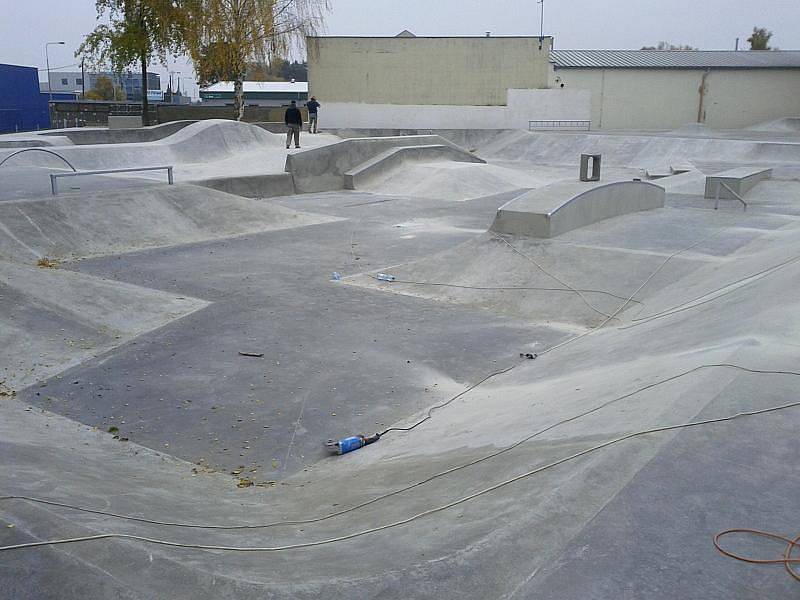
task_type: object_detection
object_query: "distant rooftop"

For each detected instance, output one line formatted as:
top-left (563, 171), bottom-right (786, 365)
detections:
top-left (201, 81), bottom-right (308, 93)
top-left (551, 50), bottom-right (800, 69)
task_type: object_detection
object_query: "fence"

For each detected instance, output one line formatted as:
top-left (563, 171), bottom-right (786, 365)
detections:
top-left (47, 101), bottom-right (305, 128)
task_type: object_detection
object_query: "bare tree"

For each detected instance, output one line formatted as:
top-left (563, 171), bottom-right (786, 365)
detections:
top-left (182, 0), bottom-right (328, 121)
top-left (641, 41), bottom-right (697, 50)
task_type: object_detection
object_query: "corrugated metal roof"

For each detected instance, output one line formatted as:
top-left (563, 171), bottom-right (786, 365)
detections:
top-left (551, 50), bottom-right (800, 69)
top-left (201, 81), bottom-right (308, 93)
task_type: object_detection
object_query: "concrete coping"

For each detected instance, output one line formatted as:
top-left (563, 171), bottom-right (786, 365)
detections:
top-left (491, 179), bottom-right (666, 238)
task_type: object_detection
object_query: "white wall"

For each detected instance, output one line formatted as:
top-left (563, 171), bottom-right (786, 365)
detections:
top-left (318, 89), bottom-right (590, 130)
top-left (557, 68), bottom-right (800, 130)
top-left (308, 36), bottom-right (554, 106)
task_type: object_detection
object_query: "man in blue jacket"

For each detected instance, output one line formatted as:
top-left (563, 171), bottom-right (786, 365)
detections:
top-left (306, 96), bottom-right (321, 133)
top-left (284, 100), bottom-right (303, 149)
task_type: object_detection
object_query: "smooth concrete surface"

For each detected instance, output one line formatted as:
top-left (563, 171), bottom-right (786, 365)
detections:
top-left (704, 166), bottom-right (773, 199)
top-left (2, 119), bottom-right (800, 599)
top-left (0, 184), bottom-right (341, 262)
top-left (344, 143), bottom-right (486, 189)
top-left (40, 121), bottom-right (196, 145)
top-left (285, 134), bottom-right (472, 192)
top-left (491, 179), bottom-right (665, 238)
top-left (193, 172), bottom-right (296, 198)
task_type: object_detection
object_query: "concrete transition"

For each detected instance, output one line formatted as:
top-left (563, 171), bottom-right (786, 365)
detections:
top-left (284, 134), bottom-right (479, 192)
top-left (343, 143), bottom-right (485, 190)
top-left (491, 179), bottom-right (666, 238)
top-left (0, 184), bottom-right (341, 262)
top-left (3, 116), bottom-right (800, 599)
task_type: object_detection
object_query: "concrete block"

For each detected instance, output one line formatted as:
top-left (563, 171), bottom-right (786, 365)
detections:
top-left (704, 167), bottom-right (772, 199)
top-left (284, 135), bottom-right (476, 193)
top-left (108, 116), bottom-right (144, 130)
top-left (343, 144), bottom-right (485, 190)
top-left (193, 173), bottom-right (296, 198)
top-left (491, 180), bottom-right (665, 238)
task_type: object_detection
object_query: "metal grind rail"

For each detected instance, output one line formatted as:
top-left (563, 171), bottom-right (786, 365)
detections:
top-left (50, 165), bottom-right (174, 195)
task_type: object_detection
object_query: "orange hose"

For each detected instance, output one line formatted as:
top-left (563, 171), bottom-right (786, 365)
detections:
top-left (714, 529), bottom-right (800, 583)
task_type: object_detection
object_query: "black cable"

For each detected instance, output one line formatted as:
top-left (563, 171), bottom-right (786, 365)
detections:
top-left (379, 361), bottom-right (523, 435)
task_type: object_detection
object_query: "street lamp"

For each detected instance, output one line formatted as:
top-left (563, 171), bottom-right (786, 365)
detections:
top-left (45, 41), bottom-right (66, 104)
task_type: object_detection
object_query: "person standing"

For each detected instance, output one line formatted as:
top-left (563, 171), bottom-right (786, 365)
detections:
top-left (306, 96), bottom-right (321, 133)
top-left (284, 100), bottom-right (303, 149)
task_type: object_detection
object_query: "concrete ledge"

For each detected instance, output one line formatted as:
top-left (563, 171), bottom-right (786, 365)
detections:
top-left (193, 173), bottom-right (296, 198)
top-left (343, 144), bottom-right (485, 190)
top-left (704, 167), bottom-right (772, 199)
top-left (108, 116), bottom-right (144, 130)
top-left (491, 180), bottom-right (665, 238)
top-left (284, 135), bottom-right (476, 193)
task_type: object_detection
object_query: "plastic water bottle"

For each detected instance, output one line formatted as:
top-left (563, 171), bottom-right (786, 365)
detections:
top-left (376, 273), bottom-right (396, 282)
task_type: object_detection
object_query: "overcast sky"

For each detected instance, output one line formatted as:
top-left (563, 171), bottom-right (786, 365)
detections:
top-left (2, 0), bottom-right (797, 98)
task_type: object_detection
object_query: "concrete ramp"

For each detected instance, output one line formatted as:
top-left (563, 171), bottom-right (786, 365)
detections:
top-left (0, 184), bottom-right (341, 263)
top-left (747, 117), bottom-right (800, 132)
top-left (491, 180), bottom-right (665, 238)
top-left (482, 130), bottom-right (800, 169)
top-left (39, 121), bottom-right (196, 145)
top-left (284, 135), bottom-right (480, 192)
top-left (343, 144), bottom-right (485, 190)
top-left (0, 120), bottom-right (283, 172)
top-left (0, 260), bottom-right (208, 389)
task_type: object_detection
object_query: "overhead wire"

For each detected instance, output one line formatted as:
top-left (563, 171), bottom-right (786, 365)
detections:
top-left (2, 399), bottom-right (799, 553)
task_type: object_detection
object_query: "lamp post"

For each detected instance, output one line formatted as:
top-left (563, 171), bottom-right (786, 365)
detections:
top-left (45, 41), bottom-right (66, 104)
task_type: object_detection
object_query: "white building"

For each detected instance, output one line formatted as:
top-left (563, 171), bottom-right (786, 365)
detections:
top-left (200, 81), bottom-right (308, 107)
top-left (306, 35), bottom-right (800, 131)
top-left (550, 50), bottom-right (800, 130)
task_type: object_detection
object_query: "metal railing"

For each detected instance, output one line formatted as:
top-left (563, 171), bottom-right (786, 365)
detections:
top-left (714, 180), bottom-right (747, 211)
top-left (529, 119), bottom-right (591, 131)
top-left (50, 165), bottom-right (174, 195)
top-left (0, 148), bottom-right (77, 172)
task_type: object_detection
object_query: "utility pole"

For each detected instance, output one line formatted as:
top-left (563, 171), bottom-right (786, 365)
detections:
top-left (538, 0), bottom-right (545, 50)
top-left (81, 58), bottom-right (86, 99)
top-left (45, 41), bottom-right (65, 103)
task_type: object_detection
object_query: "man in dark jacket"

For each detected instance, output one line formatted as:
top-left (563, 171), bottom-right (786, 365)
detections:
top-left (284, 100), bottom-right (303, 149)
top-left (306, 96), bottom-right (321, 133)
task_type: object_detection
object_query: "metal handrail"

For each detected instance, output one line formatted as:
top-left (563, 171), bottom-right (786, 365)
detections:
top-left (49, 165), bottom-right (174, 195)
top-left (714, 180), bottom-right (748, 211)
top-left (0, 148), bottom-right (77, 172)
top-left (529, 119), bottom-right (591, 131)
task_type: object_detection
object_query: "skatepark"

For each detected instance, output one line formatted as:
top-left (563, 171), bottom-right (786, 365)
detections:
top-left (2, 116), bottom-right (800, 597)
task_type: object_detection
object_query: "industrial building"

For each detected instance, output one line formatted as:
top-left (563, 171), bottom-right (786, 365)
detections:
top-left (552, 50), bottom-right (800, 129)
top-left (308, 34), bottom-right (554, 106)
top-left (307, 34), bottom-right (800, 130)
top-left (200, 81), bottom-right (308, 107)
top-left (0, 64), bottom-right (51, 133)
top-left (44, 71), bottom-right (161, 102)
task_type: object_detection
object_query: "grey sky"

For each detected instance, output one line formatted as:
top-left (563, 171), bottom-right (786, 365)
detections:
top-left (2, 0), bottom-right (797, 97)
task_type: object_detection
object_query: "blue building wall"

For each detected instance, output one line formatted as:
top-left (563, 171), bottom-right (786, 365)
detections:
top-left (0, 63), bottom-right (50, 133)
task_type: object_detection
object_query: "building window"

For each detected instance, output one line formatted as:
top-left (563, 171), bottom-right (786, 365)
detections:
top-left (61, 78), bottom-right (68, 85)
top-left (76, 78), bottom-right (83, 86)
